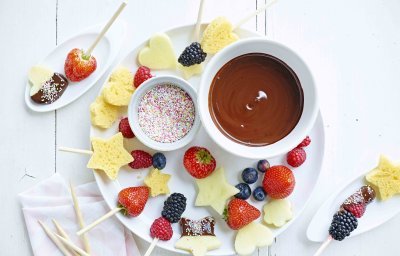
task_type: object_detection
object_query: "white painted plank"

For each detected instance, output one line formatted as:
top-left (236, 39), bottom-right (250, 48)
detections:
top-left (267, 0), bottom-right (400, 255)
top-left (0, 0), bottom-right (57, 255)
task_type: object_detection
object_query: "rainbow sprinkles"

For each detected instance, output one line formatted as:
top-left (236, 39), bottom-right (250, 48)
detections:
top-left (138, 83), bottom-right (195, 143)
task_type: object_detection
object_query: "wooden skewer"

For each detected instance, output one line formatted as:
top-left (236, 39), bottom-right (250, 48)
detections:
top-left (193, 0), bottom-right (206, 42)
top-left (70, 182), bottom-right (91, 254)
top-left (55, 234), bottom-right (91, 256)
top-left (144, 238), bottom-right (159, 256)
top-left (52, 219), bottom-right (80, 256)
top-left (313, 236), bottom-right (333, 256)
top-left (59, 147), bottom-right (93, 155)
top-left (77, 207), bottom-right (122, 236)
top-left (233, 0), bottom-right (278, 31)
top-left (38, 220), bottom-right (72, 256)
top-left (85, 0), bottom-right (128, 56)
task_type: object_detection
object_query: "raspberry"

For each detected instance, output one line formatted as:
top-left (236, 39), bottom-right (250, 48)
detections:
top-left (161, 193), bottom-right (187, 223)
top-left (343, 203), bottom-right (366, 218)
top-left (129, 150), bottom-right (152, 169)
top-left (297, 136), bottom-right (311, 148)
top-left (118, 117), bottom-right (134, 138)
top-left (150, 217), bottom-right (173, 241)
top-left (178, 42), bottom-right (207, 67)
top-left (134, 66), bottom-right (153, 88)
top-left (287, 147), bottom-right (306, 167)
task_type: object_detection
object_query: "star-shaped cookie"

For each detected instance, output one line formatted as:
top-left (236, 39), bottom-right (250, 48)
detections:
top-left (195, 167), bottom-right (239, 214)
top-left (366, 155), bottom-right (400, 200)
top-left (87, 132), bottom-right (133, 180)
top-left (144, 168), bottom-right (171, 197)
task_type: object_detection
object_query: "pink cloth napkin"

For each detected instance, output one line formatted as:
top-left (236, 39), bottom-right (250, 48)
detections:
top-left (19, 173), bottom-right (141, 256)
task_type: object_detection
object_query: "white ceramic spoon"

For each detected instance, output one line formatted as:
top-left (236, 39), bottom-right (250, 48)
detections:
top-left (25, 20), bottom-right (126, 112)
top-left (307, 156), bottom-right (400, 243)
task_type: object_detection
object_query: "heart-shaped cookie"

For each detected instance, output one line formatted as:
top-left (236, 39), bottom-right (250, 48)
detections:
top-left (235, 222), bottom-right (273, 255)
top-left (263, 199), bottom-right (293, 227)
top-left (201, 17), bottom-right (239, 54)
top-left (138, 33), bottom-right (177, 69)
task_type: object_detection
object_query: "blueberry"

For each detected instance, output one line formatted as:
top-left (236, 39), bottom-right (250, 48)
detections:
top-left (234, 183), bottom-right (251, 200)
top-left (257, 159), bottom-right (270, 173)
top-left (253, 186), bottom-right (266, 201)
top-left (152, 152), bottom-right (166, 170)
top-left (242, 167), bottom-right (258, 184)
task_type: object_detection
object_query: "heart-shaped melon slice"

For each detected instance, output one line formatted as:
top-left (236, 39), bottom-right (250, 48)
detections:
top-left (235, 222), bottom-right (273, 255)
top-left (138, 33), bottom-right (177, 69)
top-left (28, 65), bottom-right (54, 96)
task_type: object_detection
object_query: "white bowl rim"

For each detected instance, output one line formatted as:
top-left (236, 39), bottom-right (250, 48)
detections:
top-left (128, 75), bottom-right (200, 151)
top-left (198, 37), bottom-right (319, 159)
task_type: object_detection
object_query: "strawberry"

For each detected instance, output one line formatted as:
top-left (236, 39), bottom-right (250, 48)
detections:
top-left (343, 203), bottom-right (366, 218)
top-left (64, 48), bottom-right (97, 82)
top-left (225, 198), bottom-right (260, 230)
top-left (129, 150), bottom-right (153, 169)
top-left (134, 66), bottom-right (153, 88)
top-left (262, 165), bottom-right (295, 199)
top-left (297, 136), bottom-right (311, 148)
top-left (119, 117), bottom-right (135, 138)
top-left (118, 186), bottom-right (149, 217)
top-left (150, 217), bottom-right (173, 241)
top-left (287, 147), bottom-right (306, 167)
top-left (183, 146), bottom-right (216, 179)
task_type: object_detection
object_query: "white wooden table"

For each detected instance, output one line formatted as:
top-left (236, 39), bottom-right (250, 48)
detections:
top-left (2, 0), bottom-right (400, 255)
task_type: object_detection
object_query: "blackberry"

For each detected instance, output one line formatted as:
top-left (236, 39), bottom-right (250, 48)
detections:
top-left (161, 193), bottom-right (187, 223)
top-left (328, 210), bottom-right (358, 241)
top-left (178, 42), bottom-right (207, 67)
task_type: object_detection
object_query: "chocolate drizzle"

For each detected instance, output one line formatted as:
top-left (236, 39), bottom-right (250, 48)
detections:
top-left (31, 73), bottom-right (68, 104)
top-left (180, 216), bottom-right (216, 237)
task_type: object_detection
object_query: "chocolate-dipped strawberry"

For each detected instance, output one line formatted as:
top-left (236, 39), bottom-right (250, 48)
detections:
top-left (28, 65), bottom-right (68, 104)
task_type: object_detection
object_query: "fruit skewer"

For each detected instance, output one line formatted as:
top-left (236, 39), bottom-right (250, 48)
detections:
top-left (64, 1), bottom-right (127, 82)
top-left (144, 193), bottom-right (187, 256)
top-left (313, 185), bottom-right (376, 256)
top-left (76, 186), bottom-right (150, 236)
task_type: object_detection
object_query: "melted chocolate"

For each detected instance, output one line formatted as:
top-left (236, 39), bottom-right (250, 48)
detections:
top-left (31, 73), bottom-right (68, 104)
top-left (180, 217), bottom-right (215, 237)
top-left (209, 53), bottom-right (304, 146)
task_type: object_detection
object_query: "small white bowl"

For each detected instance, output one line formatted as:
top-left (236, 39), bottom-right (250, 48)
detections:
top-left (198, 38), bottom-right (319, 159)
top-left (128, 75), bottom-right (200, 151)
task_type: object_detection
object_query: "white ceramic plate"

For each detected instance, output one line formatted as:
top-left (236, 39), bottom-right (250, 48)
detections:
top-left (91, 24), bottom-right (326, 255)
top-left (25, 20), bottom-right (126, 112)
top-left (307, 154), bottom-right (400, 243)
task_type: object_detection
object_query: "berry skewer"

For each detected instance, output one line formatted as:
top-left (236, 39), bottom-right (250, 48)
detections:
top-left (144, 193), bottom-right (187, 256)
top-left (64, 1), bottom-right (127, 82)
top-left (314, 185), bottom-right (376, 256)
top-left (177, 0), bottom-right (207, 67)
top-left (77, 186), bottom-right (150, 236)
